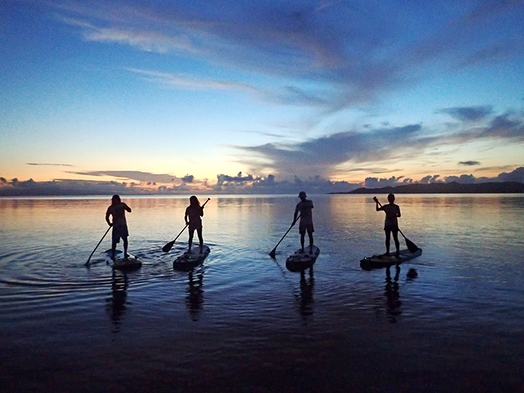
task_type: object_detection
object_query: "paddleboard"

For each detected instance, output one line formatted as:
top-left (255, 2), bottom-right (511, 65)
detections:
top-left (173, 245), bottom-right (210, 271)
top-left (360, 248), bottom-right (422, 270)
top-left (286, 245), bottom-right (320, 272)
top-left (104, 249), bottom-right (142, 271)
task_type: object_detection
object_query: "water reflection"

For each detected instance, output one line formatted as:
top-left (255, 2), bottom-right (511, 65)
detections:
top-left (384, 266), bottom-right (402, 323)
top-left (106, 269), bottom-right (128, 334)
top-left (296, 268), bottom-right (314, 317)
top-left (185, 266), bottom-right (205, 321)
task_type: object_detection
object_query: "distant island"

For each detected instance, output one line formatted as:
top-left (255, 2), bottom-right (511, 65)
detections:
top-left (332, 181), bottom-right (524, 194)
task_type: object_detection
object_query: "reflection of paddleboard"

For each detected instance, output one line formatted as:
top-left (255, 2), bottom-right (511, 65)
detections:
top-left (104, 249), bottom-right (142, 271)
top-left (173, 245), bottom-right (210, 271)
top-left (360, 248), bottom-right (422, 270)
top-left (286, 245), bottom-right (320, 272)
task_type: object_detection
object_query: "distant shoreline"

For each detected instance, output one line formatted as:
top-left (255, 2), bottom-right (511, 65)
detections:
top-left (1, 181), bottom-right (523, 197)
top-left (331, 181), bottom-right (524, 194)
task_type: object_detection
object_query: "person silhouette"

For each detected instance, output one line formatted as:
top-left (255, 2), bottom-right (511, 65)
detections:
top-left (185, 195), bottom-right (204, 254)
top-left (105, 194), bottom-right (132, 260)
top-left (293, 191), bottom-right (314, 254)
top-left (374, 193), bottom-right (401, 259)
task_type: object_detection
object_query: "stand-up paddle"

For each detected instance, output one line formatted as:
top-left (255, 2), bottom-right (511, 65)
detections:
top-left (398, 229), bottom-right (419, 253)
top-left (373, 196), bottom-right (419, 252)
top-left (162, 198), bottom-right (210, 253)
top-left (269, 215), bottom-right (300, 259)
top-left (85, 226), bottom-right (111, 266)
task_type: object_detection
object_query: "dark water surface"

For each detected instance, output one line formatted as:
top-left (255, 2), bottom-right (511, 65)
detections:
top-left (1, 194), bottom-right (523, 392)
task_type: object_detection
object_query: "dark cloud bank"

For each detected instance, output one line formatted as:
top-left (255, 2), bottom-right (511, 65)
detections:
top-left (1, 167), bottom-right (523, 196)
top-left (234, 106), bottom-right (524, 180)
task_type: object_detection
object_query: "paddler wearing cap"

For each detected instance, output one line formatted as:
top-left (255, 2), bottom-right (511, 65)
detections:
top-left (293, 191), bottom-right (314, 254)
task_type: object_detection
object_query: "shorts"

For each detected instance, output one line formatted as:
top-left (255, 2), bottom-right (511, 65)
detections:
top-left (384, 224), bottom-right (398, 232)
top-left (188, 222), bottom-right (202, 231)
top-left (299, 222), bottom-right (314, 235)
top-left (112, 224), bottom-right (129, 243)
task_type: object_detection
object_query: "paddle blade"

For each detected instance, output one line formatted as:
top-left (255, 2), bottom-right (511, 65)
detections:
top-left (398, 229), bottom-right (419, 253)
top-left (269, 248), bottom-right (277, 258)
top-left (405, 238), bottom-right (419, 253)
top-left (162, 240), bottom-right (175, 253)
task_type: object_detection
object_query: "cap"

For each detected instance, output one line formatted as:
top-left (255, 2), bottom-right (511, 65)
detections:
top-left (298, 191), bottom-right (307, 198)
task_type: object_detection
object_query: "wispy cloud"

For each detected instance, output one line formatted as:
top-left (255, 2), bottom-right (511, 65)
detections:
top-left (436, 106), bottom-right (493, 122)
top-left (127, 68), bottom-right (261, 92)
top-left (53, 1), bottom-right (524, 113)
top-left (68, 170), bottom-right (181, 184)
top-left (27, 162), bottom-right (74, 167)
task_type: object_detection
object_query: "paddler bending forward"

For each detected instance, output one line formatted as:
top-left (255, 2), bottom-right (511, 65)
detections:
top-left (105, 194), bottom-right (132, 260)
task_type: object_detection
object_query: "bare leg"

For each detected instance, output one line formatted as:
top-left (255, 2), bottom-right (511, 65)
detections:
top-left (300, 233), bottom-right (305, 252)
top-left (197, 228), bottom-right (203, 253)
top-left (308, 231), bottom-right (314, 254)
top-left (123, 237), bottom-right (128, 259)
top-left (385, 230), bottom-right (391, 255)
top-left (188, 229), bottom-right (194, 252)
top-left (392, 231), bottom-right (400, 258)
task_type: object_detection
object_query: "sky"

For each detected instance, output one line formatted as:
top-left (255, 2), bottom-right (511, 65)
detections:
top-left (1, 0), bottom-right (524, 195)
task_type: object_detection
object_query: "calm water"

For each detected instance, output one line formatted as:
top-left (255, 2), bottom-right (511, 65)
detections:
top-left (1, 194), bottom-right (523, 392)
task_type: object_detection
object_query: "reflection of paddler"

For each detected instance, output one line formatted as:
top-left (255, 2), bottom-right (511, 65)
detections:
top-left (186, 267), bottom-right (204, 321)
top-left (107, 269), bottom-right (128, 333)
top-left (105, 195), bottom-right (132, 261)
top-left (298, 269), bottom-right (314, 317)
top-left (294, 191), bottom-right (314, 254)
top-left (384, 266), bottom-right (402, 323)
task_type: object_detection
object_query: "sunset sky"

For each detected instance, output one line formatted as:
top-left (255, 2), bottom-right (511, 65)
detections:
top-left (1, 0), bottom-right (523, 194)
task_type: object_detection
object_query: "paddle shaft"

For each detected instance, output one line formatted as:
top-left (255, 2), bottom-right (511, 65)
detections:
top-left (269, 214), bottom-right (300, 258)
top-left (163, 198), bottom-right (210, 252)
top-left (86, 225), bottom-right (112, 266)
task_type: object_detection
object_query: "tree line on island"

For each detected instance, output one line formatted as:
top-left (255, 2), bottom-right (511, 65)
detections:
top-left (333, 181), bottom-right (524, 194)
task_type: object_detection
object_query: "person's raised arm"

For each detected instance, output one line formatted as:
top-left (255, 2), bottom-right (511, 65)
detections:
top-left (373, 197), bottom-right (381, 211)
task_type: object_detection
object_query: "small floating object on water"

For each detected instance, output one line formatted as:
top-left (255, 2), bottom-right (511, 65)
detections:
top-left (407, 268), bottom-right (418, 278)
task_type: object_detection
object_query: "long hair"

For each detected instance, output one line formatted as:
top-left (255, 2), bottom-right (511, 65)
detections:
top-left (111, 194), bottom-right (121, 205)
top-left (189, 195), bottom-right (200, 207)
